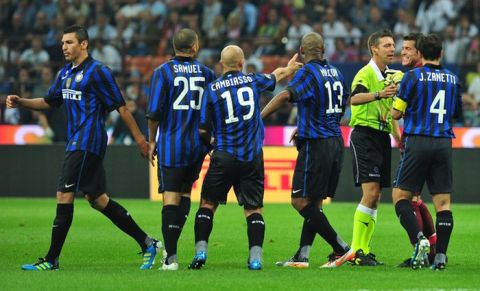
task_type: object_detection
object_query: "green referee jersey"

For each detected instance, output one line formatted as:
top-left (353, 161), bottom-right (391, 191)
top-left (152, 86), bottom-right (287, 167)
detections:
top-left (349, 59), bottom-right (394, 133)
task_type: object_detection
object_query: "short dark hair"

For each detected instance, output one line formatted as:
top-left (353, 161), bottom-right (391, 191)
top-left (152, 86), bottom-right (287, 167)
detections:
top-left (173, 28), bottom-right (198, 53)
top-left (367, 29), bottom-right (394, 55)
top-left (63, 25), bottom-right (89, 44)
top-left (418, 33), bottom-right (442, 61)
top-left (403, 32), bottom-right (423, 47)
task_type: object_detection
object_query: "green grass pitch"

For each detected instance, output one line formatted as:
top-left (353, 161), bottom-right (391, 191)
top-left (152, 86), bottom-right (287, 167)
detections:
top-left (1, 198), bottom-right (479, 290)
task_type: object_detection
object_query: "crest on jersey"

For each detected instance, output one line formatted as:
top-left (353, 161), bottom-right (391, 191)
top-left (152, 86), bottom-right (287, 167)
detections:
top-left (75, 71), bottom-right (84, 82)
top-left (65, 78), bottom-right (72, 89)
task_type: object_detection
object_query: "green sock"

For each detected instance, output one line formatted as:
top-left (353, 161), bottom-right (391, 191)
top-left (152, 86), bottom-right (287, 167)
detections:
top-left (351, 205), bottom-right (376, 253)
top-left (363, 214), bottom-right (377, 254)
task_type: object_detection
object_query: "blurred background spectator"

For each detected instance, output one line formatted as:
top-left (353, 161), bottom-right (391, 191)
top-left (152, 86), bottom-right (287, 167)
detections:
top-left (0, 0), bottom-right (479, 130)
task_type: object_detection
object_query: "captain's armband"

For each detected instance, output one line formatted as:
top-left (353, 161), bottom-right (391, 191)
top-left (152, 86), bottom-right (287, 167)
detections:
top-left (392, 97), bottom-right (407, 113)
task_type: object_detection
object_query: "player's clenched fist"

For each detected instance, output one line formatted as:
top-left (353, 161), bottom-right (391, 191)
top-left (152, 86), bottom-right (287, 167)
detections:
top-left (6, 95), bottom-right (21, 108)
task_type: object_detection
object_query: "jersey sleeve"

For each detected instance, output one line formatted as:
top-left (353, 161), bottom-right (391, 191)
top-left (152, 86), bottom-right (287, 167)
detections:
top-left (351, 68), bottom-right (370, 93)
top-left (92, 65), bottom-right (126, 112)
top-left (396, 70), bottom-right (416, 103)
top-left (254, 73), bottom-right (276, 92)
top-left (286, 68), bottom-right (314, 102)
top-left (44, 69), bottom-right (64, 108)
top-left (338, 71), bottom-right (350, 112)
top-left (199, 87), bottom-right (211, 129)
top-left (205, 67), bottom-right (217, 84)
top-left (146, 67), bottom-right (168, 121)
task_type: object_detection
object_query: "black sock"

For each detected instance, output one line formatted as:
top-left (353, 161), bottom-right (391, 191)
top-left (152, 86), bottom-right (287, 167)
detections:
top-left (162, 205), bottom-right (181, 258)
top-left (246, 213), bottom-right (265, 248)
top-left (395, 199), bottom-right (422, 244)
top-left (299, 218), bottom-right (316, 247)
top-left (194, 207), bottom-right (214, 243)
top-left (45, 204), bottom-right (73, 263)
top-left (101, 199), bottom-right (148, 251)
top-left (179, 196), bottom-right (191, 229)
top-left (435, 210), bottom-right (453, 255)
top-left (299, 204), bottom-right (345, 254)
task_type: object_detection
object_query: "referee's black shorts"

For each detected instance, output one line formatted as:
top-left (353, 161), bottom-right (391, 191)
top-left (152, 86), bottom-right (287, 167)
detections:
top-left (393, 135), bottom-right (452, 194)
top-left (292, 137), bottom-right (344, 200)
top-left (201, 150), bottom-right (264, 209)
top-left (57, 150), bottom-right (106, 197)
top-left (350, 126), bottom-right (392, 188)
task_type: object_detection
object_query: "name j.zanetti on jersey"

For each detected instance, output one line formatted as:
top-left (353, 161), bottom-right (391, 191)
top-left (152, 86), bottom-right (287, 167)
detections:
top-left (62, 89), bottom-right (82, 101)
top-left (419, 71), bottom-right (456, 84)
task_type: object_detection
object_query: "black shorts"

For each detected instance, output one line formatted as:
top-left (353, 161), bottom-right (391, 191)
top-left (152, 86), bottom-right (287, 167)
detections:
top-left (157, 157), bottom-right (204, 193)
top-left (393, 135), bottom-right (452, 194)
top-left (201, 151), bottom-right (264, 209)
top-left (292, 137), bottom-right (344, 200)
top-left (57, 151), bottom-right (106, 197)
top-left (350, 126), bottom-right (392, 188)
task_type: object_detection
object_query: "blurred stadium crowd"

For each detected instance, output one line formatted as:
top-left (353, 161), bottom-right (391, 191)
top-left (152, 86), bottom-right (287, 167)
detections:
top-left (1, 0), bottom-right (480, 144)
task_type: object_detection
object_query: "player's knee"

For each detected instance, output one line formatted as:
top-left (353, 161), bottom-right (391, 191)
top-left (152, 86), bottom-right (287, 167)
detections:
top-left (291, 198), bottom-right (308, 211)
top-left (85, 193), bottom-right (109, 210)
top-left (432, 194), bottom-right (451, 211)
top-left (200, 198), bottom-right (217, 211)
top-left (244, 206), bottom-right (262, 217)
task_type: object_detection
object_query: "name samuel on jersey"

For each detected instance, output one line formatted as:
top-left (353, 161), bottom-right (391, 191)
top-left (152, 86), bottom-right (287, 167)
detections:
top-left (173, 64), bottom-right (202, 73)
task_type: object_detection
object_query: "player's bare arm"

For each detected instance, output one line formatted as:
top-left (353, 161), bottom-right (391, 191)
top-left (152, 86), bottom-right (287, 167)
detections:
top-left (391, 119), bottom-right (401, 145)
top-left (350, 84), bottom-right (397, 105)
top-left (261, 90), bottom-right (291, 119)
top-left (147, 119), bottom-right (158, 166)
top-left (271, 53), bottom-right (303, 82)
top-left (6, 95), bottom-right (51, 110)
top-left (117, 105), bottom-right (149, 159)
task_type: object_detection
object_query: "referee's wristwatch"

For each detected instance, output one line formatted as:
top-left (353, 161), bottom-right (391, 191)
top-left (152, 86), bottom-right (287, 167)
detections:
top-left (374, 92), bottom-right (381, 100)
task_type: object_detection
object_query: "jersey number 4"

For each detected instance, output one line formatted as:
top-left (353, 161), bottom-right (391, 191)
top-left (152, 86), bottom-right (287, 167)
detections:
top-left (173, 76), bottom-right (205, 110)
top-left (430, 90), bottom-right (447, 124)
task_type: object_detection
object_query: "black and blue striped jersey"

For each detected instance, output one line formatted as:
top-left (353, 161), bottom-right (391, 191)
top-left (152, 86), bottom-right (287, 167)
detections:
top-left (147, 56), bottom-right (216, 167)
top-left (287, 59), bottom-right (348, 139)
top-left (200, 71), bottom-right (276, 162)
top-left (396, 63), bottom-right (462, 138)
top-left (45, 56), bottom-right (125, 157)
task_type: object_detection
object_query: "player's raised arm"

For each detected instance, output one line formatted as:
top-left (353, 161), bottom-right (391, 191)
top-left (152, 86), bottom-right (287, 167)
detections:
top-left (271, 53), bottom-right (302, 82)
top-left (6, 95), bottom-right (51, 110)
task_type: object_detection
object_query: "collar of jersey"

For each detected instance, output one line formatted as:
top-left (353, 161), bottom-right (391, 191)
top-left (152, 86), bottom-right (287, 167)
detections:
top-left (173, 56), bottom-right (195, 62)
top-left (368, 59), bottom-right (388, 81)
top-left (307, 59), bottom-right (328, 66)
top-left (424, 63), bottom-right (443, 70)
top-left (223, 70), bottom-right (242, 77)
top-left (69, 55), bottom-right (92, 72)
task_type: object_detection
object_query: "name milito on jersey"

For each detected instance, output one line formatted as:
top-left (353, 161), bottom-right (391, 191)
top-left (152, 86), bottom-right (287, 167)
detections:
top-left (62, 89), bottom-right (82, 101)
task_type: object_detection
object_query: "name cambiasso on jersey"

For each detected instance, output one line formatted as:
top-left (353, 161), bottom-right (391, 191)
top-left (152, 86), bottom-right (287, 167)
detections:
top-left (287, 60), bottom-right (349, 139)
top-left (397, 64), bottom-right (461, 138)
top-left (200, 71), bottom-right (275, 162)
top-left (45, 56), bottom-right (125, 157)
top-left (147, 57), bottom-right (216, 167)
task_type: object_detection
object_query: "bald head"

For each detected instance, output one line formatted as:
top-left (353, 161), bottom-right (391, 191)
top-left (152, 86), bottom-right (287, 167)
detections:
top-left (220, 45), bottom-right (245, 71)
top-left (301, 32), bottom-right (324, 56)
